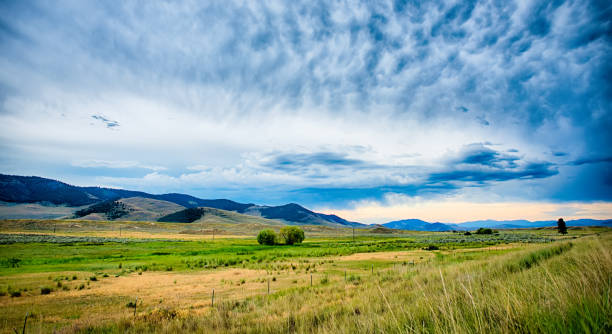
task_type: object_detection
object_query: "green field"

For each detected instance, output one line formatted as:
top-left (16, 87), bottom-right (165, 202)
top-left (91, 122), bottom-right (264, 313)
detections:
top-left (0, 220), bottom-right (610, 333)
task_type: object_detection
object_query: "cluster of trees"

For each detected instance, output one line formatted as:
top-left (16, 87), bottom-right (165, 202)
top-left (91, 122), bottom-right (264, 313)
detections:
top-left (257, 226), bottom-right (305, 245)
top-left (74, 199), bottom-right (131, 220)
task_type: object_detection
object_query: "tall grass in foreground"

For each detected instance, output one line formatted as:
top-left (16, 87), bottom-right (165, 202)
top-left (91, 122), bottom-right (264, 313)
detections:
top-left (75, 234), bottom-right (611, 333)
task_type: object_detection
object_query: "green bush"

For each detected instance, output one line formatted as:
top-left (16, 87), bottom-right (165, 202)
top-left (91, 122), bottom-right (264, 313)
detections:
top-left (475, 228), bottom-right (493, 235)
top-left (257, 229), bottom-right (277, 245)
top-left (279, 226), bottom-right (305, 245)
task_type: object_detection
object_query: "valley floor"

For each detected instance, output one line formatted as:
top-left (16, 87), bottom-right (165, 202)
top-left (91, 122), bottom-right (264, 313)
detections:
top-left (0, 221), bottom-right (609, 333)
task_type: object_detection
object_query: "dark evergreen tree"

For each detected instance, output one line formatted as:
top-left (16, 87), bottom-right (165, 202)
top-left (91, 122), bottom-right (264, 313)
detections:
top-left (557, 218), bottom-right (567, 234)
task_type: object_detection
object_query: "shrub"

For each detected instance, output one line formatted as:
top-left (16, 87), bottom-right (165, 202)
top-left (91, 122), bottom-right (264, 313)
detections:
top-left (41, 287), bottom-right (52, 295)
top-left (424, 245), bottom-right (439, 251)
top-left (10, 290), bottom-right (21, 297)
top-left (279, 226), bottom-right (305, 245)
top-left (257, 229), bottom-right (277, 245)
top-left (347, 274), bottom-right (361, 285)
top-left (464, 231), bottom-right (472, 235)
top-left (89, 276), bottom-right (97, 281)
top-left (7, 257), bottom-right (21, 268)
top-left (475, 228), bottom-right (493, 235)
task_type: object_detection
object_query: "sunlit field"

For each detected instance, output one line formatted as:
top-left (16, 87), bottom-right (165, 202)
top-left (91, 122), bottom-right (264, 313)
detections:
top-left (0, 220), bottom-right (609, 333)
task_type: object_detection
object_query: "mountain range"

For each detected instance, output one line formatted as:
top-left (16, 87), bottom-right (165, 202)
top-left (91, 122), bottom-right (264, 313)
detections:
top-left (1, 174), bottom-right (610, 230)
top-left (0, 174), bottom-right (363, 227)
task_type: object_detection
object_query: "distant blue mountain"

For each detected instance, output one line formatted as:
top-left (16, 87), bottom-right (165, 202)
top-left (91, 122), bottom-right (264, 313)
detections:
top-left (383, 219), bottom-right (459, 231)
top-left (383, 218), bottom-right (612, 231)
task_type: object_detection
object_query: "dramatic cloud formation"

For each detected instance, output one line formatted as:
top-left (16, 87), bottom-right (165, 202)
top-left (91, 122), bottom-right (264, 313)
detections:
top-left (0, 0), bottom-right (609, 221)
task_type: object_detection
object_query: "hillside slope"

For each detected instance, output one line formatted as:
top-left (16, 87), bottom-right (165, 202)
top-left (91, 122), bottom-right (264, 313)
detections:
top-left (158, 207), bottom-right (285, 227)
top-left (0, 201), bottom-right (80, 219)
top-left (74, 197), bottom-right (186, 221)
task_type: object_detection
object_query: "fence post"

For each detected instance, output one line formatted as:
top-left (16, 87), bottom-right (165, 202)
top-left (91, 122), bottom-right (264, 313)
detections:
top-left (212, 289), bottom-right (215, 306)
top-left (21, 312), bottom-right (29, 334)
top-left (133, 297), bottom-right (138, 318)
top-left (267, 279), bottom-right (270, 295)
top-left (310, 274), bottom-right (312, 287)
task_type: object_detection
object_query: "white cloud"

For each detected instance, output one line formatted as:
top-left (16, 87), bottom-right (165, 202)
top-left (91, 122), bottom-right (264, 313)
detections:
top-left (71, 160), bottom-right (166, 171)
top-left (0, 0), bottom-right (609, 208)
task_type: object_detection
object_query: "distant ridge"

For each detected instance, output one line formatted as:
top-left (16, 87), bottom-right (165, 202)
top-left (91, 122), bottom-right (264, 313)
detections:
top-left (0, 174), bottom-right (364, 227)
top-left (383, 218), bottom-right (612, 231)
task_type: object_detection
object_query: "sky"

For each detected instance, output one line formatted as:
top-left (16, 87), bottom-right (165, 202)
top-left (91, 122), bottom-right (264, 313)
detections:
top-left (0, 0), bottom-right (610, 223)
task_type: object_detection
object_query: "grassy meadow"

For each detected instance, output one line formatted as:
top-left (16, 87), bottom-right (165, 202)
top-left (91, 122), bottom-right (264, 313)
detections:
top-left (0, 220), bottom-right (609, 333)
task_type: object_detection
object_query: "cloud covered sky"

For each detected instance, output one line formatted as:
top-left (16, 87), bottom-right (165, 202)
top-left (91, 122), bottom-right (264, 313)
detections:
top-left (0, 0), bottom-right (610, 222)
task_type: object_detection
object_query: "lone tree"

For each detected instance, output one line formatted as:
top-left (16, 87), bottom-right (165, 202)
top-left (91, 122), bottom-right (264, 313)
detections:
top-left (257, 229), bottom-right (277, 245)
top-left (557, 218), bottom-right (567, 234)
top-left (279, 226), bottom-right (305, 245)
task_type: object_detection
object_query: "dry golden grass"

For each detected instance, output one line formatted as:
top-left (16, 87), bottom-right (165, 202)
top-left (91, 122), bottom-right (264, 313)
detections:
top-left (0, 247), bottom-right (439, 333)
